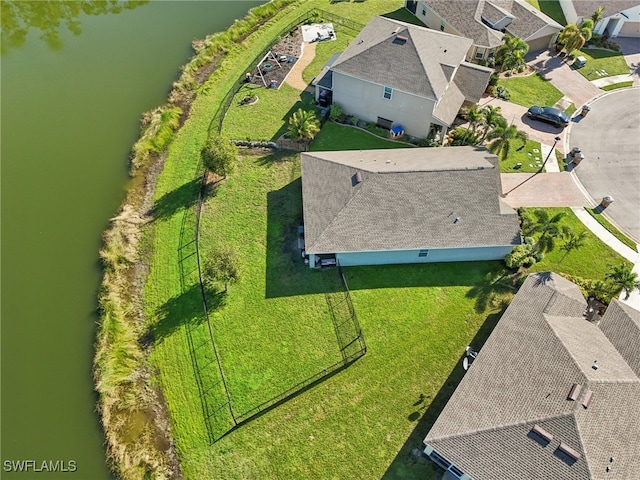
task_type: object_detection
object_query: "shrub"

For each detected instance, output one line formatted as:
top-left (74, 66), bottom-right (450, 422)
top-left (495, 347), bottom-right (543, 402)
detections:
top-left (329, 103), bottom-right (344, 122)
top-left (496, 85), bottom-right (511, 100)
top-left (489, 72), bottom-right (499, 87)
top-left (201, 135), bottom-right (238, 178)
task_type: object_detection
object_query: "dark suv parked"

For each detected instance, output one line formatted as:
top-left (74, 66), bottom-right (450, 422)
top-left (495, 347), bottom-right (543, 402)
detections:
top-left (527, 106), bottom-right (570, 128)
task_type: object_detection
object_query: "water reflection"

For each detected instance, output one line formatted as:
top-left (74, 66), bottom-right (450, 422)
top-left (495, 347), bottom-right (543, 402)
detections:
top-left (1, 0), bottom-right (149, 53)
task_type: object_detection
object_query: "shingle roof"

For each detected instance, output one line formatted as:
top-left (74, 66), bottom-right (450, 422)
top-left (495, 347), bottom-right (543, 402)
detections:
top-left (433, 82), bottom-right (466, 125)
top-left (599, 299), bottom-right (640, 376)
top-left (423, 0), bottom-right (560, 47)
top-left (330, 16), bottom-right (472, 100)
top-left (453, 62), bottom-right (493, 103)
top-left (301, 146), bottom-right (521, 254)
top-left (570, 0), bottom-right (639, 20)
top-left (424, 273), bottom-right (640, 480)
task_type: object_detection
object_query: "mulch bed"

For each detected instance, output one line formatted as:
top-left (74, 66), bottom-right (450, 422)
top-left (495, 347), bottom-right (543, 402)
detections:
top-left (246, 27), bottom-right (303, 89)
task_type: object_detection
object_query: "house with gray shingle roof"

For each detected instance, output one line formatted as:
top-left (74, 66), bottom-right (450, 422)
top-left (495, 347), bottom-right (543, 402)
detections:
top-left (560, 0), bottom-right (640, 38)
top-left (405, 0), bottom-right (563, 60)
top-left (301, 146), bottom-right (521, 268)
top-left (312, 16), bottom-right (493, 141)
top-left (423, 272), bottom-right (640, 480)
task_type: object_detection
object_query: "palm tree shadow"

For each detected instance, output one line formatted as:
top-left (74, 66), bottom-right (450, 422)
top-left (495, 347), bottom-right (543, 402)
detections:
top-left (466, 269), bottom-right (520, 313)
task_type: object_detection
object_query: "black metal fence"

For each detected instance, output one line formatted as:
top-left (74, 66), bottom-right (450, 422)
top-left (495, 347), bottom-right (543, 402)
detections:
top-left (184, 8), bottom-right (367, 442)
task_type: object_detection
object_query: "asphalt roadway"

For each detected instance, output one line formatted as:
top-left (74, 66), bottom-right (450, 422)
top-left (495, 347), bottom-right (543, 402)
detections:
top-left (568, 88), bottom-right (640, 243)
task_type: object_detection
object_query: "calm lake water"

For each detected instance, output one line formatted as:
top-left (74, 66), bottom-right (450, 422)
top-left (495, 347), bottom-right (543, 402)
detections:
top-left (1, 1), bottom-right (261, 477)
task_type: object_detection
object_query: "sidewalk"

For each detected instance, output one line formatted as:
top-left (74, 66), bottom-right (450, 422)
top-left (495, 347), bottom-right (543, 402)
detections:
top-left (590, 73), bottom-right (635, 88)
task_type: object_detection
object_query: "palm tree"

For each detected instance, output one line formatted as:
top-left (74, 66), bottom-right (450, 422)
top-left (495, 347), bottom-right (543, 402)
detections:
top-left (496, 35), bottom-right (529, 73)
top-left (486, 123), bottom-right (528, 160)
top-left (557, 230), bottom-right (588, 265)
top-left (466, 104), bottom-right (484, 133)
top-left (480, 105), bottom-right (506, 142)
top-left (287, 108), bottom-right (320, 144)
top-left (522, 209), bottom-right (568, 255)
top-left (591, 6), bottom-right (604, 26)
top-left (558, 21), bottom-right (594, 55)
top-left (605, 263), bottom-right (640, 300)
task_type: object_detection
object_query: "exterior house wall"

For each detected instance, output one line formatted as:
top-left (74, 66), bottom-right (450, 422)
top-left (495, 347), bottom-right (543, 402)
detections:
top-left (558, 0), bottom-right (578, 25)
top-left (331, 71), bottom-right (437, 138)
top-left (333, 245), bottom-right (515, 267)
top-left (412, 1), bottom-right (460, 36)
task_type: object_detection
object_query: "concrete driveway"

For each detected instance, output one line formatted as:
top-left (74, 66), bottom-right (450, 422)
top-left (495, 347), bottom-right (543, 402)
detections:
top-left (527, 50), bottom-right (602, 109)
top-left (616, 37), bottom-right (640, 86)
top-left (477, 96), bottom-right (568, 146)
top-left (568, 88), bottom-right (640, 242)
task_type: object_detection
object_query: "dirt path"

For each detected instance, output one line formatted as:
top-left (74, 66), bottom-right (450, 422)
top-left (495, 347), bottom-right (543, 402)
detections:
top-left (285, 41), bottom-right (317, 91)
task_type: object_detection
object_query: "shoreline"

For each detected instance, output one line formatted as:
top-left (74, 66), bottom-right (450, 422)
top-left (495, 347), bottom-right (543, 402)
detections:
top-left (94, 1), bottom-right (307, 477)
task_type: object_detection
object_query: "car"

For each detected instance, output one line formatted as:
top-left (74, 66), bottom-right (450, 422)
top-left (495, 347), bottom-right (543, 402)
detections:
top-left (527, 106), bottom-right (570, 128)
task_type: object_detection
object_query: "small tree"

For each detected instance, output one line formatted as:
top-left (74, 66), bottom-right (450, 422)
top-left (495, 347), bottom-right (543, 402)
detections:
top-left (591, 6), bottom-right (604, 25)
top-left (558, 21), bottom-right (593, 55)
top-left (521, 208), bottom-right (568, 256)
top-left (486, 123), bottom-right (528, 160)
top-left (203, 248), bottom-right (239, 294)
top-left (496, 35), bottom-right (529, 73)
top-left (605, 263), bottom-right (640, 300)
top-left (201, 135), bottom-right (238, 178)
top-left (480, 105), bottom-right (506, 142)
top-left (288, 108), bottom-right (320, 144)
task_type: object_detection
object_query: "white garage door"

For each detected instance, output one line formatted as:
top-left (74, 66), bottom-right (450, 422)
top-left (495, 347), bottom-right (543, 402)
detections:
top-left (619, 20), bottom-right (640, 37)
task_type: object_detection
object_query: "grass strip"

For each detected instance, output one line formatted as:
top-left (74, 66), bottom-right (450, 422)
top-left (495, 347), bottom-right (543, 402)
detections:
top-left (601, 81), bottom-right (634, 91)
top-left (585, 207), bottom-right (638, 250)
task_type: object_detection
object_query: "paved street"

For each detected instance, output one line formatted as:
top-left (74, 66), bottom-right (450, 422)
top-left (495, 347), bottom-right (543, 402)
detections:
top-left (567, 88), bottom-right (640, 242)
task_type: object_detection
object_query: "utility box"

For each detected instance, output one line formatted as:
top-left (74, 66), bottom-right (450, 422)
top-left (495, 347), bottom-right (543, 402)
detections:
top-left (581, 105), bottom-right (591, 116)
top-left (573, 56), bottom-right (587, 69)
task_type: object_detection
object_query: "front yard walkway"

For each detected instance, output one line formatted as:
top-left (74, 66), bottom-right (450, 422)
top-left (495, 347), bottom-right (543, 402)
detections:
top-left (285, 41), bottom-right (317, 91)
top-left (500, 172), bottom-right (586, 207)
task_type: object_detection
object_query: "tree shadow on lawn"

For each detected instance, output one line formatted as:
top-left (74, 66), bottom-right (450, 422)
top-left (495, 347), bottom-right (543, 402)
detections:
top-left (148, 177), bottom-right (201, 221)
top-left (265, 178), bottom-right (345, 298)
top-left (381, 306), bottom-right (506, 479)
top-left (149, 283), bottom-right (226, 344)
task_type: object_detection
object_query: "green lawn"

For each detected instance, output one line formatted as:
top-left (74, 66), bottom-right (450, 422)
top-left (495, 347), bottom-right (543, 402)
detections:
top-left (221, 83), bottom-right (317, 141)
top-left (525, 0), bottom-right (566, 25)
top-left (602, 81), bottom-right (634, 91)
top-left (491, 139), bottom-right (544, 173)
top-left (310, 121), bottom-right (414, 151)
top-left (522, 207), bottom-right (632, 280)
top-left (564, 103), bottom-right (577, 117)
top-left (576, 48), bottom-right (631, 80)
top-left (586, 207), bottom-right (638, 250)
top-left (497, 73), bottom-right (564, 107)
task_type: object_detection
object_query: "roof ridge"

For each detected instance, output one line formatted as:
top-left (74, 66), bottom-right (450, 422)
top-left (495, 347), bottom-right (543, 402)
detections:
top-left (428, 413), bottom-right (574, 443)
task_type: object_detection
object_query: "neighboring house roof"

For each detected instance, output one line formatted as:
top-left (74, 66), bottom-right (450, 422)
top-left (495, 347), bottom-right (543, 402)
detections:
top-left (312, 52), bottom-right (340, 89)
top-left (453, 62), bottom-right (494, 103)
top-left (571, 0), bottom-right (639, 20)
top-left (330, 16), bottom-right (472, 100)
top-left (424, 272), bottom-right (640, 480)
top-left (599, 298), bottom-right (640, 376)
top-left (301, 146), bottom-right (520, 254)
top-left (422, 0), bottom-right (561, 47)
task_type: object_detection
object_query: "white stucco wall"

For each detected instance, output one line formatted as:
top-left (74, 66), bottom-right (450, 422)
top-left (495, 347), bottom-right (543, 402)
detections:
top-left (333, 245), bottom-right (516, 267)
top-left (331, 71), bottom-right (437, 138)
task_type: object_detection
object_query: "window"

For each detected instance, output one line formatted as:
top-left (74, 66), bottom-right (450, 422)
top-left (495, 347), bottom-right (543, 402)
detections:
top-left (383, 86), bottom-right (393, 100)
top-left (440, 22), bottom-right (445, 31)
top-left (418, 249), bottom-right (429, 257)
top-left (475, 47), bottom-right (486, 59)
